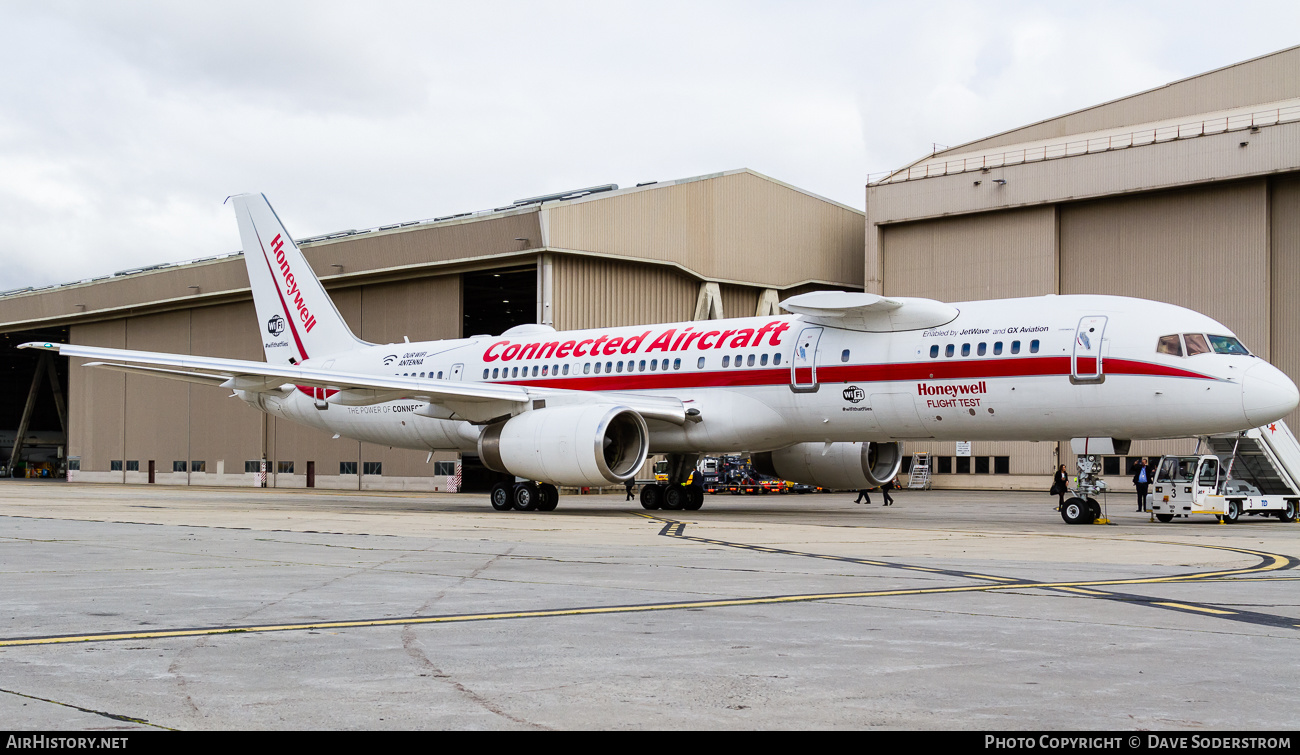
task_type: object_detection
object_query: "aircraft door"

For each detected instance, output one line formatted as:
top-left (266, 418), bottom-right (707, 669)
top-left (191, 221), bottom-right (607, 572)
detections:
top-left (1071, 316), bottom-right (1107, 383)
top-left (790, 326), bottom-right (823, 393)
top-left (451, 363), bottom-right (464, 381)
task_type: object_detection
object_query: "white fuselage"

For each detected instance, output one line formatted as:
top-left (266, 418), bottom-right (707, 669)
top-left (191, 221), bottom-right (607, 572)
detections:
top-left (251, 294), bottom-right (1294, 455)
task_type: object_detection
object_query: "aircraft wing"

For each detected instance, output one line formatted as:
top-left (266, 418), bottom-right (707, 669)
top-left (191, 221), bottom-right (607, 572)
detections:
top-left (20, 342), bottom-right (689, 425)
top-left (780, 291), bottom-right (958, 332)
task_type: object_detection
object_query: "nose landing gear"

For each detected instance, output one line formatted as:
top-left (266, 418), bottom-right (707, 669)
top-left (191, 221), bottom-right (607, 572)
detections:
top-left (1060, 455), bottom-right (1107, 525)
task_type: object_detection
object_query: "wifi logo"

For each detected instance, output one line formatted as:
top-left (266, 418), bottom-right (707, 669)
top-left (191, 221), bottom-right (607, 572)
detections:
top-left (382, 354), bottom-right (397, 365)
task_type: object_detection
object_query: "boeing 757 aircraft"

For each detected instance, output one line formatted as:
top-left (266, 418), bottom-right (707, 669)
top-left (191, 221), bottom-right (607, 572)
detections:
top-left (23, 194), bottom-right (1300, 518)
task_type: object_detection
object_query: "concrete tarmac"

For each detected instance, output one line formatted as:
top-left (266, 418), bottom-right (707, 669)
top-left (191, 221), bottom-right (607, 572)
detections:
top-left (0, 481), bottom-right (1297, 730)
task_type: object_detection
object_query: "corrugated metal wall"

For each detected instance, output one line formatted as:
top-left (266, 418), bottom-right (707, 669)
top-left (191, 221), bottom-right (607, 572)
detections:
top-left (551, 256), bottom-right (697, 332)
top-left (881, 207), bottom-right (1057, 301)
top-left (546, 172), bottom-right (864, 289)
top-left (68, 320), bottom-right (126, 473)
top-left (1059, 180), bottom-right (1270, 355)
top-left (719, 284), bottom-right (760, 320)
top-left (1270, 175), bottom-right (1300, 430)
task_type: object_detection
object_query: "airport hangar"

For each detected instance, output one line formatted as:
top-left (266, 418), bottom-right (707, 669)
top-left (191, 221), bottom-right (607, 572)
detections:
top-left (0, 170), bottom-right (865, 491)
top-left (865, 44), bottom-right (1300, 490)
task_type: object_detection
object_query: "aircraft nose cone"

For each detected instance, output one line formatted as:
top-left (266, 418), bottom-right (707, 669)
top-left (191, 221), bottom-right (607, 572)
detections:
top-left (1242, 361), bottom-right (1300, 427)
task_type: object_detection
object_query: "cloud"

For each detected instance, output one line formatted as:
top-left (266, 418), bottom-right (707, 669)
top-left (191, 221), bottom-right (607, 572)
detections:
top-left (1, 0), bottom-right (1298, 288)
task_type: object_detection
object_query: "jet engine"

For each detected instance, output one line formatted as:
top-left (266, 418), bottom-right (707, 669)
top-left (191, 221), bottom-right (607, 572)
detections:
top-left (478, 404), bottom-right (649, 486)
top-left (752, 441), bottom-right (902, 490)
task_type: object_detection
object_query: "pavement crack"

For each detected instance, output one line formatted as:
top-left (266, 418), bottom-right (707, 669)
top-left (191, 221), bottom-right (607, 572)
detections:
top-left (0, 686), bottom-right (175, 730)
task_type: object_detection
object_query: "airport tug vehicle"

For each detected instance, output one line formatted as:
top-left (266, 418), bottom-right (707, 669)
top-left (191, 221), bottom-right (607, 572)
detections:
top-left (1149, 452), bottom-right (1298, 523)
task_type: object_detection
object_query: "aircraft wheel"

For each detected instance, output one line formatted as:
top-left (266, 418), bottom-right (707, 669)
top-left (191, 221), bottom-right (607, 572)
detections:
top-left (639, 484), bottom-right (662, 510)
top-left (489, 482), bottom-right (513, 511)
top-left (1279, 500), bottom-right (1297, 523)
top-left (1222, 499), bottom-right (1241, 523)
top-left (1085, 498), bottom-right (1101, 523)
top-left (1156, 514), bottom-right (1174, 523)
top-left (662, 486), bottom-right (687, 510)
top-left (1061, 497), bottom-right (1088, 525)
top-left (537, 483), bottom-right (559, 512)
top-left (513, 482), bottom-right (539, 511)
top-left (684, 485), bottom-right (704, 511)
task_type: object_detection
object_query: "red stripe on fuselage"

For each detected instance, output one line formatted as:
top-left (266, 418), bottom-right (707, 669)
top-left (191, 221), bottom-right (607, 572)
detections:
top-left (481, 356), bottom-right (1216, 392)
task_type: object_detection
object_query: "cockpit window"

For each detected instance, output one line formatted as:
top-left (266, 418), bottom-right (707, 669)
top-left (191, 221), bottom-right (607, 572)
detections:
top-left (1208, 335), bottom-right (1250, 356)
top-left (1183, 333), bottom-right (1210, 356)
top-left (1156, 335), bottom-right (1182, 357)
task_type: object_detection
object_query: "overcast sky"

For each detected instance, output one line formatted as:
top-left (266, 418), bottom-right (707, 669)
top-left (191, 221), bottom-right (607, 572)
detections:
top-left (1, 1), bottom-right (1297, 289)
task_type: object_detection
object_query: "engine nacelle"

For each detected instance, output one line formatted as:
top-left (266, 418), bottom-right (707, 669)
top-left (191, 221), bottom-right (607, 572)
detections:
top-left (478, 404), bottom-right (649, 486)
top-left (753, 441), bottom-right (902, 490)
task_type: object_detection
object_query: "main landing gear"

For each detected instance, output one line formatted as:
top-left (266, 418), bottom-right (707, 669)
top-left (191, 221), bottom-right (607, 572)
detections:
top-left (639, 452), bottom-right (705, 511)
top-left (490, 481), bottom-right (559, 512)
top-left (639, 482), bottom-right (704, 511)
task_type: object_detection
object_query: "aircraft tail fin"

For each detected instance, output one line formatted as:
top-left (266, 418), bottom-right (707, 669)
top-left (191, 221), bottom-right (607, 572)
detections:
top-left (231, 193), bottom-right (367, 365)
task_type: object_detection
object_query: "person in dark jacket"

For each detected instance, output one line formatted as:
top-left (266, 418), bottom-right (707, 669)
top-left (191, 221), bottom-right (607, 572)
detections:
top-left (1132, 457), bottom-right (1152, 512)
top-left (1051, 465), bottom-right (1069, 509)
top-left (854, 488), bottom-right (872, 504)
top-left (881, 479), bottom-right (895, 506)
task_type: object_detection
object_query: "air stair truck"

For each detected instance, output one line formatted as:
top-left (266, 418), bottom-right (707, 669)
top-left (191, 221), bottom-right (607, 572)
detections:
top-left (1149, 422), bottom-right (1300, 523)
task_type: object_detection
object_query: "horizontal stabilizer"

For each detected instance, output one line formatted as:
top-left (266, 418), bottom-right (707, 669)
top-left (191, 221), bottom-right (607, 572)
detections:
top-left (780, 291), bottom-right (958, 332)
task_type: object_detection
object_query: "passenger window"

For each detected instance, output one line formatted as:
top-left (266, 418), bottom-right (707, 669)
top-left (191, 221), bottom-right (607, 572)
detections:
top-left (1030, 339), bottom-right (1039, 353)
top-left (1184, 334), bottom-right (1210, 356)
top-left (542, 365), bottom-right (548, 376)
top-left (594, 363), bottom-right (602, 374)
top-left (606, 361), bottom-right (613, 372)
top-left (649, 360), bottom-right (657, 371)
top-left (760, 354), bottom-right (768, 366)
top-left (639, 360), bottom-right (646, 371)
top-left (584, 363), bottom-right (591, 374)
top-left (437, 371), bottom-right (443, 379)
top-left (563, 365), bottom-right (569, 375)
top-left (841, 349), bottom-right (850, 362)
top-left (773, 353), bottom-right (782, 365)
top-left (512, 367), bottom-right (519, 377)
top-left (961, 344), bottom-right (970, 357)
top-left (930, 345), bottom-right (939, 359)
top-left (747, 354), bottom-right (755, 366)
top-left (616, 361), bottom-right (624, 373)
top-left (722, 356), bottom-right (730, 368)
top-left (945, 344), bottom-right (954, 357)
top-left (674, 358), bottom-right (681, 370)
top-left (492, 368), bottom-right (499, 379)
top-left (482, 369), bottom-right (488, 379)
top-left (734, 353), bottom-right (742, 367)
top-left (697, 357), bottom-right (705, 369)
top-left (1011, 341), bottom-right (1020, 355)
top-left (1208, 335), bottom-right (1250, 355)
top-left (977, 343), bottom-right (986, 356)
top-left (993, 342), bottom-right (1002, 355)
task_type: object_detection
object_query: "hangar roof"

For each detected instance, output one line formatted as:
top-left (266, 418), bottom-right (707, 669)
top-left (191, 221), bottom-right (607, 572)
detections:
top-left (0, 169), bottom-right (864, 333)
top-left (876, 44), bottom-right (1300, 185)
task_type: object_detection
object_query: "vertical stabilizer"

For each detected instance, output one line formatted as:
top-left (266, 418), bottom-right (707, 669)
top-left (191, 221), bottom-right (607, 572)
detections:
top-left (232, 193), bottom-right (367, 365)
